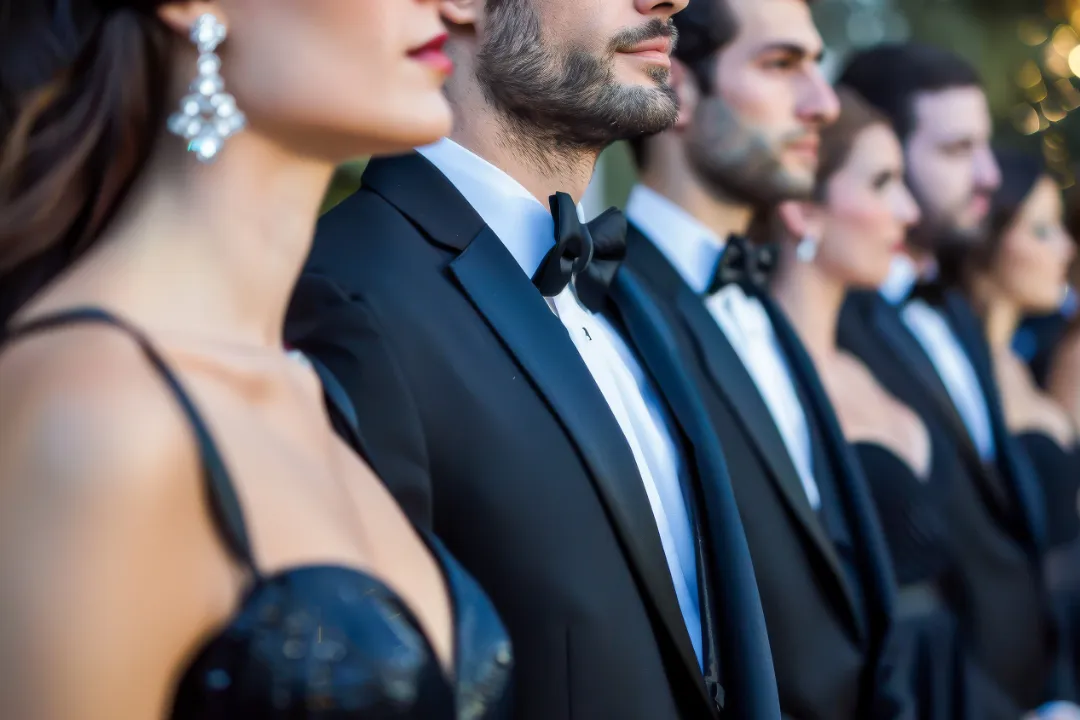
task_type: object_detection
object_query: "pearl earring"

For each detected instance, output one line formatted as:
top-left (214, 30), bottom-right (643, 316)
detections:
top-left (167, 13), bottom-right (246, 163)
top-left (796, 234), bottom-right (820, 263)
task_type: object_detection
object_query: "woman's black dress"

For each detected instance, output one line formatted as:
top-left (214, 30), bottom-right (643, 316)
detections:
top-left (4, 308), bottom-right (514, 719)
top-left (856, 441), bottom-right (966, 720)
top-left (1019, 432), bottom-right (1080, 703)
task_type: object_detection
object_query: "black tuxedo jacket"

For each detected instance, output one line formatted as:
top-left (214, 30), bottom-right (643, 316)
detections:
top-left (285, 153), bottom-right (780, 720)
top-left (624, 226), bottom-right (907, 720)
top-left (837, 289), bottom-right (1054, 713)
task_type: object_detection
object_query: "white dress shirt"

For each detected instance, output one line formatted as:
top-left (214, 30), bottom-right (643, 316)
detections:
top-left (627, 185), bottom-right (821, 509)
top-left (878, 257), bottom-right (998, 462)
top-left (879, 254), bottom-right (919, 306)
top-left (417, 140), bottom-right (703, 667)
top-left (902, 300), bottom-right (997, 461)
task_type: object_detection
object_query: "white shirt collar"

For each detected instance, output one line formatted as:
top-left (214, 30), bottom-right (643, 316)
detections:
top-left (1062, 285), bottom-right (1078, 317)
top-left (417, 137), bottom-right (572, 279)
top-left (625, 185), bottom-right (726, 295)
top-left (879, 254), bottom-right (919, 306)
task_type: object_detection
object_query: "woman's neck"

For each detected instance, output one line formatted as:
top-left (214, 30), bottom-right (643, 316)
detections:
top-left (965, 275), bottom-right (1021, 355)
top-left (771, 249), bottom-right (847, 365)
top-left (76, 130), bottom-right (334, 348)
top-left (980, 295), bottom-right (1022, 356)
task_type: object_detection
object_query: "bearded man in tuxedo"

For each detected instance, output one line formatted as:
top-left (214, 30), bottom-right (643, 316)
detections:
top-left (286, 0), bottom-right (779, 718)
top-left (622, 1), bottom-right (919, 718)
top-left (839, 44), bottom-right (1062, 718)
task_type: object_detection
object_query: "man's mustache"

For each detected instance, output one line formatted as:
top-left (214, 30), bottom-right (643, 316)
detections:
top-left (610, 18), bottom-right (678, 55)
top-left (780, 129), bottom-right (820, 146)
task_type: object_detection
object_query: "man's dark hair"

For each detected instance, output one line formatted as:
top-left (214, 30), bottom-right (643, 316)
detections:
top-left (670, 0), bottom-right (738, 94)
top-left (628, 0), bottom-right (735, 169)
top-left (839, 43), bottom-right (981, 141)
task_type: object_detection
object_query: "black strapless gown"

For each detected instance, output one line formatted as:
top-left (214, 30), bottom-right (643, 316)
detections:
top-left (1019, 432), bottom-right (1080, 703)
top-left (855, 442), bottom-right (968, 720)
top-left (4, 308), bottom-right (513, 719)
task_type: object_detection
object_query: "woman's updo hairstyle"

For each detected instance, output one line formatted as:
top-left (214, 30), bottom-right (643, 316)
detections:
top-left (0, 0), bottom-right (173, 321)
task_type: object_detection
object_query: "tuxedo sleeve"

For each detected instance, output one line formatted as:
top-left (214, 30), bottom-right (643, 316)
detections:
top-left (286, 272), bottom-right (434, 529)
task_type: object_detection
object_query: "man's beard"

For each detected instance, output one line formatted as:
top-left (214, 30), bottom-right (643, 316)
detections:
top-left (906, 185), bottom-right (989, 255)
top-left (476, 0), bottom-right (678, 169)
top-left (686, 96), bottom-right (815, 208)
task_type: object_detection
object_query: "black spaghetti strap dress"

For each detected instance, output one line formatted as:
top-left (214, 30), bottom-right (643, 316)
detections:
top-left (3, 307), bottom-right (514, 719)
top-left (1018, 431), bottom-right (1080, 702)
top-left (855, 441), bottom-right (970, 719)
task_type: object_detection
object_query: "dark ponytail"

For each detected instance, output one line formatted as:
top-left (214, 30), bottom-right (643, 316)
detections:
top-left (0, 1), bottom-right (172, 321)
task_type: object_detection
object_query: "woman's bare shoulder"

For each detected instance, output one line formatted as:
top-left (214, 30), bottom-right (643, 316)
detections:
top-left (0, 323), bottom-right (197, 488)
top-left (831, 352), bottom-right (931, 475)
top-left (0, 324), bottom-right (238, 720)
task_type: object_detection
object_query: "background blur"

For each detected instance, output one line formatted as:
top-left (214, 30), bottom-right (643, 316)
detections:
top-left (323, 0), bottom-right (1080, 215)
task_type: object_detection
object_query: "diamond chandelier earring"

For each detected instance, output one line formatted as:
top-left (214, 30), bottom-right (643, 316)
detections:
top-left (167, 13), bottom-right (246, 163)
top-left (796, 233), bottom-right (820, 263)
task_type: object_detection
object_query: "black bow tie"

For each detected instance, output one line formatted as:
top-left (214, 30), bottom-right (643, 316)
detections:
top-left (707, 234), bottom-right (779, 295)
top-left (909, 279), bottom-right (946, 306)
top-left (532, 192), bottom-right (628, 313)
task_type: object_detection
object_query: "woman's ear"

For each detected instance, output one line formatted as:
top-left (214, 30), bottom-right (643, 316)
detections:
top-left (157, 2), bottom-right (225, 38)
top-left (670, 58), bottom-right (699, 132)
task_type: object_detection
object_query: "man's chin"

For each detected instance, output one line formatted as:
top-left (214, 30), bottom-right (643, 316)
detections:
top-left (612, 59), bottom-right (671, 88)
top-left (607, 84), bottom-right (679, 138)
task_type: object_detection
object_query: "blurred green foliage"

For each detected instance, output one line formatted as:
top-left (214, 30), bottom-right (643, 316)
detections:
top-left (321, 159), bottom-right (368, 214)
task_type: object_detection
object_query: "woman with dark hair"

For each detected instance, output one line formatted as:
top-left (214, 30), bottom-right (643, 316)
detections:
top-left (1046, 185), bottom-right (1080, 431)
top-left (954, 151), bottom-right (1079, 548)
top-left (0, 2), bottom-right (512, 719)
top-left (761, 87), bottom-right (1054, 718)
top-left (955, 149), bottom-right (1080, 704)
top-left (759, 87), bottom-right (972, 718)
top-left (1047, 290), bottom-right (1080, 430)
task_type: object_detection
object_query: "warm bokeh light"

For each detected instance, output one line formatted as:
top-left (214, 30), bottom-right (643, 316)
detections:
top-left (1042, 100), bottom-right (1068, 122)
top-left (1056, 78), bottom-right (1080, 108)
top-left (1053, 24), bottom-right (1079, 56)
top-left (1021, 18), bottom-right (1051, 45)
top-left (1019, 60), bottom-right (1044, 88)
top-left (1014, 103), bottom-right (1042, 135)
top-left (1070, 44), bottom-right (1080, 77)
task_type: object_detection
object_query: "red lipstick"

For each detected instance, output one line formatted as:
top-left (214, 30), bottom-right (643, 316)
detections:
top-left (409, 33), bottom-right (453, 76)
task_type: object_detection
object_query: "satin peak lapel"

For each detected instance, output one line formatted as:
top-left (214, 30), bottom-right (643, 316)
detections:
top-left (611, 268), bottom-right (781, 720)
top-left (673, 286), bottom-right (860, 627)
top-left (448, 228), bottom-right (703, 702)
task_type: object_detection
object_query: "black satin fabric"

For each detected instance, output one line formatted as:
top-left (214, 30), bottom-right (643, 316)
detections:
top-left (3, 308), bottom-right (513, 720)
top-left (171, 535), bottom-right (514, 720)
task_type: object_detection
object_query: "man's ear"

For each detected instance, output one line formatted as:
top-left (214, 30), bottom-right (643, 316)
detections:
top-left (157, 2), bottom-right (225, 38)
top-left (440, 0), bottom-right (482, 28)
top-left (776, 200), bottom-right (824, 241)
top-left (671, 58), bottom-right (699, 131)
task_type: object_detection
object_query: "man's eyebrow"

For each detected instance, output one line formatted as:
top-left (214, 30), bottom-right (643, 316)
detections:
top-left (755, 42), bottom-right (825, 63)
